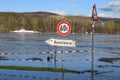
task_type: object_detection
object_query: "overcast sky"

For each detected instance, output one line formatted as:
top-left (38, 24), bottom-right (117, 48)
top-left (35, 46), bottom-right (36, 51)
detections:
top-left (0, 0), bottom-right (120, 18)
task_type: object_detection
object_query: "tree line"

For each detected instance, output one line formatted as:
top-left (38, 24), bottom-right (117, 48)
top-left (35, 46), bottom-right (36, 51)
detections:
top-left (0, 12), bottom-right (120, 34)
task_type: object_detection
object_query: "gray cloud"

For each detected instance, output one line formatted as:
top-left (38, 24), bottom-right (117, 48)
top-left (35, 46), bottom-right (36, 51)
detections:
top-left (100, 1), bottom-right (120, 12)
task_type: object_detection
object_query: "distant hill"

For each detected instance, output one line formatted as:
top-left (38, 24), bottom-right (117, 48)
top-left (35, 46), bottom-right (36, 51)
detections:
top-left (0, 11), bottom-right (120, 34)
top-left (99, 17), bottom-right (120, 24)
top-left (22, 11), bottom-right (59, 17)
top-left (22, 12), bottom-right (120, 24)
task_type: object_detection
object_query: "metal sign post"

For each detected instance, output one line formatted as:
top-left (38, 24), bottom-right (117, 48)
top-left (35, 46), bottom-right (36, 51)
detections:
top-left (57, 21), bottom-right (71, 69)
top-left (91, 4), bottom-right (98, 79)
top-left (91, 21), bottom-right (95, 80)
top-left (62, 45), bottom-right (64, 69)
top-left (92, 21), bottom-right (95, 62)
top-left (45, 21), bottom-right (72, 69)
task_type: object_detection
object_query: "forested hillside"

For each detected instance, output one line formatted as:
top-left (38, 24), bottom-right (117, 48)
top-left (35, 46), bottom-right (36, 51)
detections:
top-left (0, 12), bottom-right (120, 34)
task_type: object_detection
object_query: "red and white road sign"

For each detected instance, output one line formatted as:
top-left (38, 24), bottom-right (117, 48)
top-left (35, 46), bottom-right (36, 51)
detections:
top-left (57, 21), bottom-right (71, 37)
top-left (91, 4), bottom-right (98, 22)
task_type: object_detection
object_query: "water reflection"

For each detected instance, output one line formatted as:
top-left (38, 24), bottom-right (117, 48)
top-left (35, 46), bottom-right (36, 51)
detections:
top-left (62, 72), bottom-right (64, 80)
top-left (91, 58), bottom-right (94, 80)
top-left (0, 73), bottom-right (60, 80)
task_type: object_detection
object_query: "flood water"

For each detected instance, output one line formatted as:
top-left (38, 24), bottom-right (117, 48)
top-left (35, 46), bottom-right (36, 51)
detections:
top-left (0, 33), bottom-right (120, 80)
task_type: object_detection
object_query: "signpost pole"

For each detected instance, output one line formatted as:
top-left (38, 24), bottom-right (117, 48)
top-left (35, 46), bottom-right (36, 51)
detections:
top-left (54, 46), bottom-right (57, 61)
top-left (92, 21), bottom-right (95, 62)
top-left (92, 21), bottom-right (95, 76)
top-left (57, 21), bottom-right (71, 69)
top-left (62, 36), bottom-right (64, 69)
top-left (91, 4), bottom-right (98, 80)
top-left (62, 46), bottom-right (64, 61)
top-left (54, 46), bottom-right (57, 68)
top-left (62, 46), bottom-right (64, 69)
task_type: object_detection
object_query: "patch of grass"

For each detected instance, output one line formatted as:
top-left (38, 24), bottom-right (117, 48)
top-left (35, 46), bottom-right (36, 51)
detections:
top-left (80, 70), bottom-right (98, 73)
top-left (0, 66), bottom-right (99, 74)
top-left (0, 66), bottom-right (80, 74)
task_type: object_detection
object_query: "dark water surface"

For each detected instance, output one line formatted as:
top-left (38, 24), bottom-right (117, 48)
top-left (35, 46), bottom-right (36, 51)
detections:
top-left (0, 33), bottom-right (120, 80)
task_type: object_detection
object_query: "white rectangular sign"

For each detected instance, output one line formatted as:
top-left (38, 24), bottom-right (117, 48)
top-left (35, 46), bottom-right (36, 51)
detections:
top-left (45, 39), bottom-right (76, 47)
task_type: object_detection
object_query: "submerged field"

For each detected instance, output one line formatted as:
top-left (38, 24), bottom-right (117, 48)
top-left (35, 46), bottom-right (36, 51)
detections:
top-left (0, 33), bottom-right (120, 80)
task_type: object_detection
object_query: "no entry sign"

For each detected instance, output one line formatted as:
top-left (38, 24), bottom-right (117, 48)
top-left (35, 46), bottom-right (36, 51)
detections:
top-left (57, 21), bottom-right (71, 37)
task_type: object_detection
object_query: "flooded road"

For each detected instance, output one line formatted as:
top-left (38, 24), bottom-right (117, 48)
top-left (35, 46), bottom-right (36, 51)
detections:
top-left (0, 33), bottom-right (120, 80)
